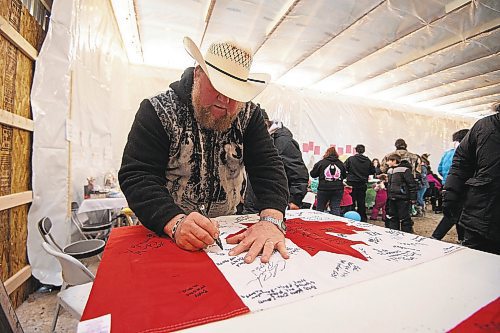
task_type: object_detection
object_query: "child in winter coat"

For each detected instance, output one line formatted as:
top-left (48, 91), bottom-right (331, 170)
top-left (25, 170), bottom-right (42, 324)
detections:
top-left (370, 174), bottom-right (388, 221)
top-left (386, 154), bottom-right (417, 233)
top-left (426, 172), bottom-right (442, 213)
top-left (340, 183), bottom-right (354, 216)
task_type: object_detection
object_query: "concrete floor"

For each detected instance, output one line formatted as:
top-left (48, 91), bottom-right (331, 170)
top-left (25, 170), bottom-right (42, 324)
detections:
top-left (16, 259), bottom-right (99, 333)
top-left (15, 210), bottom-right (458, 333)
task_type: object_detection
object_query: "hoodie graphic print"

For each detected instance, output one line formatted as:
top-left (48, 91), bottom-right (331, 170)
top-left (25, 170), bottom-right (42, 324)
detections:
top-left (324, 164), bottom-right (342, 182)
top-left (149, 90), bottom-right (253, 217)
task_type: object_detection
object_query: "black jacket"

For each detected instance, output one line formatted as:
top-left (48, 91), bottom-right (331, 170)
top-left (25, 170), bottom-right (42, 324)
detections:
top-left (243, 125), bottom-right (308, 213)
top-left (310, 156), bottom-right (346, 191)
top-left (345, 154), bottom-right (375, 186)
top-left (119, 68), bottom-right (288, 235)
top-left (387, 162), bottom-right (417, 201)
top-left (272, 126), bottom-right (309, 204)
top-left (444, 113), bottom-right (500, 241)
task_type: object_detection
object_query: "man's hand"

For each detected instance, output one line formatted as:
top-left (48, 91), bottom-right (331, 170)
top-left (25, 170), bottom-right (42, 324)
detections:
top-left (164, 213), bottom-right (219, 251)
top-left (288, 202), bottom-right (300, 210)
top-left (226, 210), bottom-right (289, 264)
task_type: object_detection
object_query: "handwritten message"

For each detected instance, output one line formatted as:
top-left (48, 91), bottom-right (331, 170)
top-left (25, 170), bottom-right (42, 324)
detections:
top-left (208, 210), bottom-right (463, 312)
top-left (240, 279), bottom-right (317, 305)
top-left (248, 260), bottom-right (286, 288)
top-left (124, 233), bottom-right (164, 255)
top-left (331, 260), bottom-right (361, 279)
top-left (182, 284), bottom-right (208, 298)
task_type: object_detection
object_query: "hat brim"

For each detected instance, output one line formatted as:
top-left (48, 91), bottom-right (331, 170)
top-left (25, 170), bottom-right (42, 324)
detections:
top-left (184, 37), bottom-right (270, 103)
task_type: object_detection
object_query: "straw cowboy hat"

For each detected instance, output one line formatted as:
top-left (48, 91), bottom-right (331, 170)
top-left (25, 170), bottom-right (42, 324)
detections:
top-left (184, 36), bottom-right (270, 102)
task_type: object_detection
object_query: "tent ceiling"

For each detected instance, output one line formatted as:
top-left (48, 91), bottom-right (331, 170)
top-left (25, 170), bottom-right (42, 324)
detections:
top-left (111, 0), bottom-right (500, 118)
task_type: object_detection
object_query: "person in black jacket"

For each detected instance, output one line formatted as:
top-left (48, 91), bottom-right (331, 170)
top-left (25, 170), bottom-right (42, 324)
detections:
top-left (442, 102), bottom-right (500, 255)
top-left (310, 147), bottom-right (346, 216)
top-left (431, 129), bottom-right (469, 241)
top-left (344, 144), bottom-right (376, 221)
top-left (243, 109), bottom-right (308, 213)
top-left (386, 154), bottom-right (417, 232)
top-left (119, 37), bottom-right (289, 264)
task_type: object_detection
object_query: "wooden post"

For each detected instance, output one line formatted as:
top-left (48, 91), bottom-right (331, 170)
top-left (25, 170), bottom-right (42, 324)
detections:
top-left (0, 281), bottom-right (23, 333)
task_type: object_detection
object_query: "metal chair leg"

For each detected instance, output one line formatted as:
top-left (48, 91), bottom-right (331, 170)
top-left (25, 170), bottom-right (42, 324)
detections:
top-left (51, 302), bottom-right (61, 332)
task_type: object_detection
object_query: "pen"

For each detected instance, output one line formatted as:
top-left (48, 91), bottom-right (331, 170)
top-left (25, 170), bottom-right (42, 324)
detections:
top-left (198, 204), bottom-right (223, 250)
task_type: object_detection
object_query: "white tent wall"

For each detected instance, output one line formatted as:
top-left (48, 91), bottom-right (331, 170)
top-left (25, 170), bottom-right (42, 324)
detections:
top-left (70, 3), bottom-right (130, 205)
top-left (110, 64), bottom-right (183, 170)
top-left (28, 0), bottom-right (476, 284)
top-left (28, 0), bottom-right (129, 285)
top-left (254, 85), bottom-right (474, 170)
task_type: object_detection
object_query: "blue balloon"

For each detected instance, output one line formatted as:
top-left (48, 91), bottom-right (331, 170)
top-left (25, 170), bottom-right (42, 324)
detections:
top-left (343, 211), bottom-right (361, 221)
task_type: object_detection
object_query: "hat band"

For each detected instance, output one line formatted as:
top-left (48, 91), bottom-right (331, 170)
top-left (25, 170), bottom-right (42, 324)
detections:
top-left (206, 61), bottom-right (266, 84)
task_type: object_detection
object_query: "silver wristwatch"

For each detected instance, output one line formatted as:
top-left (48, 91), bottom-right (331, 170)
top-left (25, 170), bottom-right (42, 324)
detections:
top-left (259, 216), bottom-right (287, 234)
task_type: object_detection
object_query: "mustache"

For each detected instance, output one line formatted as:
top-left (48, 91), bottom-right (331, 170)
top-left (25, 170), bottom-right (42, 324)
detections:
top-left (192, 78), bottom-right (245, 131)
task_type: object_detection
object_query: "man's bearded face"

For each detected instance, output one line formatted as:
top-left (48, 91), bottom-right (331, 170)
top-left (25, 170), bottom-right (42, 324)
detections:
top-left (192, 68), bottom-right (244, 131)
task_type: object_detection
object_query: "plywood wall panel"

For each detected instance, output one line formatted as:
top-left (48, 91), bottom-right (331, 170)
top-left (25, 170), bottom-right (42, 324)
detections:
top-left (11, 129), bottom-right (31, 193)
top-left (14, 52), bottom-right (32, 118)
top-left (1, 0), bottom-right (44, 308)
top-left (0, 210), bottom-right (10, 282)
top-left (20, 5), bottom-right (45, 51)
top-left (0, 0), bottom-right (10, 19)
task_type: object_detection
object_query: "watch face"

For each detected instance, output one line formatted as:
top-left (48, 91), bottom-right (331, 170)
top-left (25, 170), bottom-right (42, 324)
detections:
top-left (260, 216), bottom-right (286, 233)
top-left (280, 221), bottom-right (287, 231)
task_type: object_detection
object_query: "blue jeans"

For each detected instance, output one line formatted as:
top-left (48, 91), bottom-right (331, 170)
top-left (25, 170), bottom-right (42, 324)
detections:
top-left (417, 187), bottom-right (427, 207)
top-left (316, 189), bottom-right (344, 216)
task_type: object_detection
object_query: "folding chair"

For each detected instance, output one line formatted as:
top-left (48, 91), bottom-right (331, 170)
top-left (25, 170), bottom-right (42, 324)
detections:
top-left (71, 202), bottom-right (112, 240)
top-left (42, 241), bottom-right (95, 332)
top-left (38, 217), bottom-right (105, 260)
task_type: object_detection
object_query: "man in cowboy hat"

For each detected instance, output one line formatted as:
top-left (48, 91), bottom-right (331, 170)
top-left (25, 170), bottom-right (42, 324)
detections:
top-left (119, 37), bottom-right (289, 264)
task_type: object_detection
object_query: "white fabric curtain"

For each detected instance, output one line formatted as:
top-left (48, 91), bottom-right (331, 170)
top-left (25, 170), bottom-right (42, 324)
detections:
top-left (28, 0), bottom-right (473, 285)
top-left (254, 85), bottom-right (473, 170)
top-left (28, 0), bottom-right (129, 285)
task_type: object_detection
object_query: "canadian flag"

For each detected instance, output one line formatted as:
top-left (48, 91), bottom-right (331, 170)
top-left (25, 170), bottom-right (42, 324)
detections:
top-left (81, 211), bottom-right (498, 332)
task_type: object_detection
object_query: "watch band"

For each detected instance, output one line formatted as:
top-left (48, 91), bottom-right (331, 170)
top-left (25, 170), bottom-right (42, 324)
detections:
top-left (259, 216), bottom-right (287, 234)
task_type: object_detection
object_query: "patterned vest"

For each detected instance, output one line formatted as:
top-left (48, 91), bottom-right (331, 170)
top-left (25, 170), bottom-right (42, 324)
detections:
top-left (149, 90), bottom-right (253, 217)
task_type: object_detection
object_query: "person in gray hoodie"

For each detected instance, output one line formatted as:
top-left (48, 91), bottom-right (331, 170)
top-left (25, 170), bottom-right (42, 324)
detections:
top-left (344, 144), bottom-right (376, 221)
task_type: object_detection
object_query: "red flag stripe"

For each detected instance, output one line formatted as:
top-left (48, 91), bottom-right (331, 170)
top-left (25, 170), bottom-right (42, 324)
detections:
top-left (448, 297), bottom-right (500, 332)
top-left (81, 226), bottom-right (249, 332)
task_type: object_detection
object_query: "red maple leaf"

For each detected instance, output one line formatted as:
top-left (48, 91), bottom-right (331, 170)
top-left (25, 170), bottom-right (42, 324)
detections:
top-left (226, 218), bottom-right (368, 261)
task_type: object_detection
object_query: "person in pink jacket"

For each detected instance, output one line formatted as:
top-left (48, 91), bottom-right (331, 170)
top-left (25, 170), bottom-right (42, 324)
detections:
top-left (370, 174), bottom-right (388, 222)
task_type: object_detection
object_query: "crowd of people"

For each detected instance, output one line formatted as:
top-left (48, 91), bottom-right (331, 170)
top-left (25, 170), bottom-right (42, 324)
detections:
top-left (119, 36), bottom-right (499, 264)
top-left (310, 138), bottom-right (429, 232)
top-left (305, 124), bottom-right (500, 255)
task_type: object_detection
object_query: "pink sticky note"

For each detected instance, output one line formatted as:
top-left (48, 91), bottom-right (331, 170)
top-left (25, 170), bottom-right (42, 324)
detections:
top-left (338, 147), bottom-right (344, 155)
top-left (309, 141), bottom-right (314, 150)
top-left (346, 145), bottom-right (352, 154)
top-left (330, 144), bottom-right (336, 148)
top-left (314, 146), bottom-right (320, 155)
top-left (302, 143), bottom-right (309, 152)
